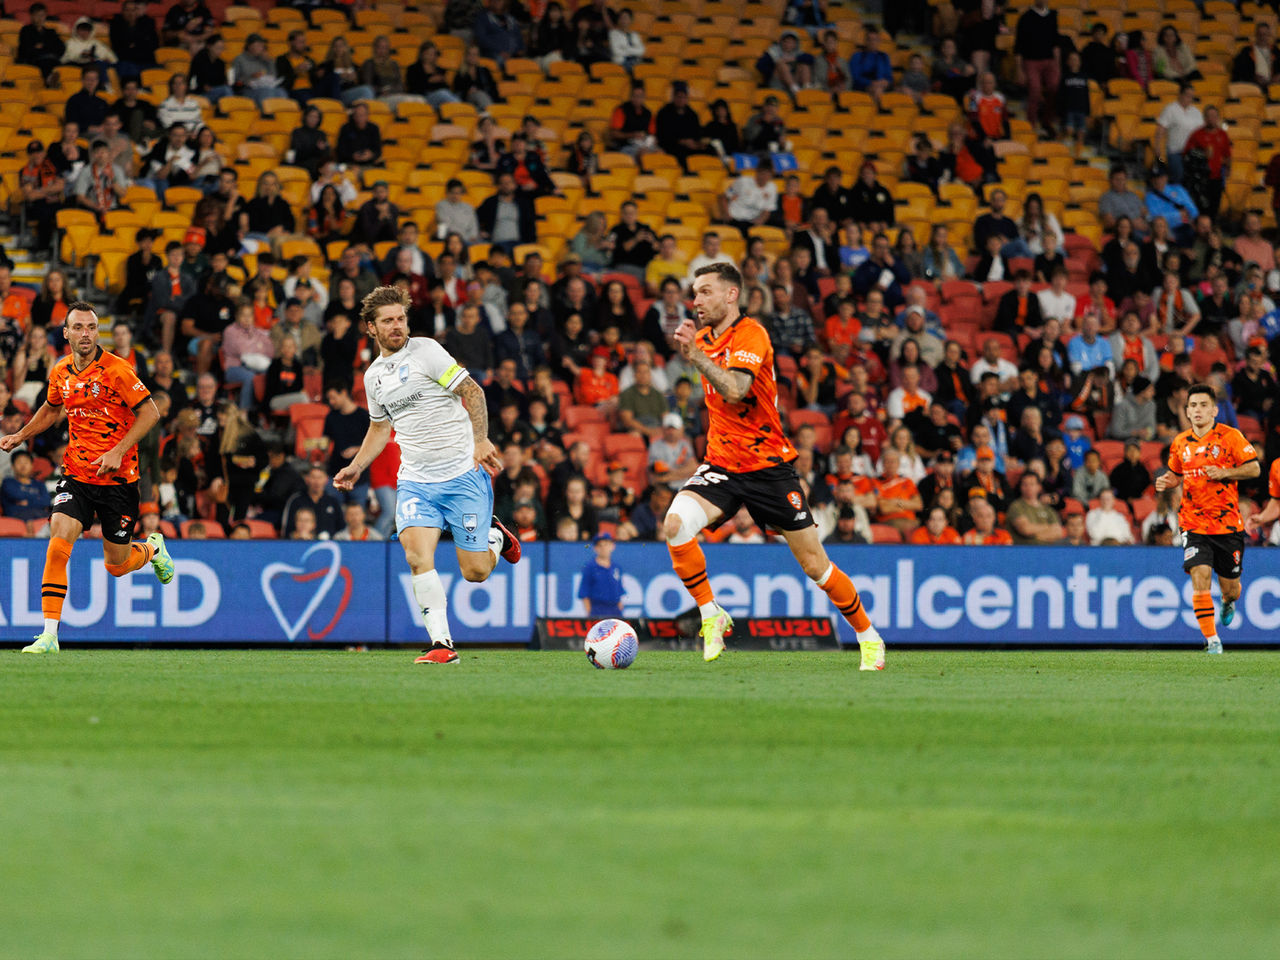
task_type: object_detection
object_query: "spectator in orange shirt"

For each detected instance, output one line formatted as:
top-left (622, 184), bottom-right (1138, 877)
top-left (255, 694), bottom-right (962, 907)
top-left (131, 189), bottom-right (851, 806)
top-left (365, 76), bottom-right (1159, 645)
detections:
top-left (574, 350), bottom-right (620, 407)
top-left (876, 448), bottom-right (923, 534)
top-left (909, 504), bottom-right (962, 544)
top-left (962, 495), bottom-right (1013, 544)
top-left (824, 296), bottom-right (862, 352)
top-left (0, 265), bottom-right (32, 333)
top-left (965, 71), bottom-right (1010, 141)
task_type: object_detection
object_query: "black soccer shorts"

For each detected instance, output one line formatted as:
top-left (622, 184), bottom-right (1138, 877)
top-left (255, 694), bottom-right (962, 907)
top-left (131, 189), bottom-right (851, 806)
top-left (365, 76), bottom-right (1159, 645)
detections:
top-left (680, 461), bottom-right (814, 532)
top-left (1182, 530), bottom-right (1245, 579)
top-left (51, 477), bottom-right (141, 544)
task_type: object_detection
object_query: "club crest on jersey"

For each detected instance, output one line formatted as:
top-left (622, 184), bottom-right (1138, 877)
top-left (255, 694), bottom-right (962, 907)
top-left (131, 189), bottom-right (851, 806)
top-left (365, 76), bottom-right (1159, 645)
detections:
top-left (463, 513), bottom-right (478, 533)
top-left (1212, 445), bottom-right (1220, 458)
top-left (91, 382), bottom-right (100, 397)
top-left (398, 364), bottom-right (409, 383)
top-left (1182, 447), bottom-right (1192, 461)
top-left (788, 491), bottom-right (803, 510)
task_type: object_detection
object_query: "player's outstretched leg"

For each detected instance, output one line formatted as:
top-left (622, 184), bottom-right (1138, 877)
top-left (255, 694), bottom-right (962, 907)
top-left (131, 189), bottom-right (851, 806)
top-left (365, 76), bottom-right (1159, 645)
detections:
top-left (147, 533), bottom-right (174, 584)
top-left (490, 517), bottom-right (521, 564)
top-left (104, 540), bottom-right (159, 579)
top-left (664, 494), bottom-right (732, 662)
top-left (1190, 567), bottom-right (1222, 654)
top-left (783, 526), bottom-right (884, 670)
top-left (23, 536), bottom-right (73, 653)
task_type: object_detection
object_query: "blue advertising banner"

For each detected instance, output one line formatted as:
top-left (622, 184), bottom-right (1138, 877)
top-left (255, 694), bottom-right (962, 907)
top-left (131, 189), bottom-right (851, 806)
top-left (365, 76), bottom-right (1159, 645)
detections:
top-left (2, 540), bottom-right (1279, 646)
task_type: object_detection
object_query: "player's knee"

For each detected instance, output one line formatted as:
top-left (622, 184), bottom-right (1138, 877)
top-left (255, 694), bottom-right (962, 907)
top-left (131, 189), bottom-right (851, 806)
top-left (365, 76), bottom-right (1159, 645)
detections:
top-left (665, 496), bottom-right (708, 546)
top-left (799, 553), bottom-right (829, 582)
top-left (460, 563), bottom-right (489, 583)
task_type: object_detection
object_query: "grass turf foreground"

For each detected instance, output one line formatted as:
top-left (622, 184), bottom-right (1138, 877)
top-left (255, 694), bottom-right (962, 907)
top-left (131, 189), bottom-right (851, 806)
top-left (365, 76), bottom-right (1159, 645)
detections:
top-left (2, 651), bottom-right (1278, 960)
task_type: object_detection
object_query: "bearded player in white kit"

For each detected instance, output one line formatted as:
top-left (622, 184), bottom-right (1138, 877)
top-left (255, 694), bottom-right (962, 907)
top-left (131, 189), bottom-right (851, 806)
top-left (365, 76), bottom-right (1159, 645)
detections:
top-left (334, 286), bottom-right (520, 663)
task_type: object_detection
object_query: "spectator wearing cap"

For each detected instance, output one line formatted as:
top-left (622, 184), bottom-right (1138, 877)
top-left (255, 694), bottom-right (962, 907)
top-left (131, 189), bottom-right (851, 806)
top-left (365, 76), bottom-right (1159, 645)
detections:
top-left (647, 413), bottom-right (697, 486)
top-left (824, 504), bottom-right (871, 545)
top-left (759, 29), bottom-right (808, 95)
top-left (1144, 164), bottom-right (1197, 245)
top-left (1060, 413), bottom-right (1092, 469)
top-left (19, 141), bottom-right (63, 255)
top-left (137, 122), bottom-right (196, 196)
top-left (962, 495), bottom-right (1013, 544)
top-left (232, 33), bottom-right (289, 107)
top-left (722, 156), bottom-right (781, 238)
top-left (64, 66), bottom-right (110, 137)
top-left (959, 444), bottom-right (1010, 514)
top-left (848, 25), bottom-right (892, 103)
top-left (655, 81), bottom-right (707, 172)
top-left (578, 532), bottom-right (625, 618)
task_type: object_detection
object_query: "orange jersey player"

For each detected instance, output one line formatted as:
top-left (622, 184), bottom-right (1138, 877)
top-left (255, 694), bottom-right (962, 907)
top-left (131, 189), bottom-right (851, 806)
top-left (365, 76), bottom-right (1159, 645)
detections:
top-left (0, 303), bottom-right (173, 653)
top-left (1245, 458), bottom-right (1280, 541)
top-left (663, 262), bottom-right (886, 670)
top-left (1155, 384), bottom-right (1261, 654)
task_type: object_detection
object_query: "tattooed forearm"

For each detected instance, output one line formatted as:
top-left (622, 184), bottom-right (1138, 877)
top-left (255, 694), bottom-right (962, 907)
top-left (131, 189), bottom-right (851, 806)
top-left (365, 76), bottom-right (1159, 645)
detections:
top-left (688, 348), bottom-right (753, 402)
top-left (455, 377), bottom-right (489, 442)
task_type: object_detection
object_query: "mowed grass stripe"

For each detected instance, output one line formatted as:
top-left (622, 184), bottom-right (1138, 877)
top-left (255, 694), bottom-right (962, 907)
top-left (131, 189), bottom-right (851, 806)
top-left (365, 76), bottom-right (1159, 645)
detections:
top-left (1, 651), bottom-right (1277, 959)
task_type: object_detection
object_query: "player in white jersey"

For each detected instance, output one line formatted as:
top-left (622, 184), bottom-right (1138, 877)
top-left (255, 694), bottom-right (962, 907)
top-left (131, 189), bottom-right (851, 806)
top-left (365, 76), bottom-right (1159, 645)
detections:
top-left (334, 286), bottom-right (521, 664)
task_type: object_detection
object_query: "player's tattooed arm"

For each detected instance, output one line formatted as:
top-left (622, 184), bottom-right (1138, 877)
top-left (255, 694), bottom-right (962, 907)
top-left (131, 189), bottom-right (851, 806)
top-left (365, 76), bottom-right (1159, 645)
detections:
top-left (454, 376), bottom-right (489, 441)
top-left (688, 349), bottom-right (753, 403)
top-left (455, 375), bottom-right (503, 475)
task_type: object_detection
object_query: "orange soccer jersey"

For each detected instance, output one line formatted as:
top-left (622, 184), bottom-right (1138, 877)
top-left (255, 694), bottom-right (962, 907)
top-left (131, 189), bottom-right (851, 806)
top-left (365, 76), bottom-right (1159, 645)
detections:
top-left (696, 315), bottom-right (797, 473)
top-left (47, 348), bottom-right (152, 485)
top-left (1168, 423), bottom-right (1258, 535)
top-left (1269, 459), bottom-right (1280, 500)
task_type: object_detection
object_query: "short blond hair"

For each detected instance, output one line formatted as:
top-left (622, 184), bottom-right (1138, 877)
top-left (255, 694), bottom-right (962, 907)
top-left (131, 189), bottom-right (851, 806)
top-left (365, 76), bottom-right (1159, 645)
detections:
top-left (360, 285), bottom-right (410, 328)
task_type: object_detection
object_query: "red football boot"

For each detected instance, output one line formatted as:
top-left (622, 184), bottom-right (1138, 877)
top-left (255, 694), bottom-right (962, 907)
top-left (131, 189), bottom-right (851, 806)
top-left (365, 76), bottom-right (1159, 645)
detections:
top-left (414, 643), bottom-right (459, 664)
top-left (491, 517), bottom-right (522, 563)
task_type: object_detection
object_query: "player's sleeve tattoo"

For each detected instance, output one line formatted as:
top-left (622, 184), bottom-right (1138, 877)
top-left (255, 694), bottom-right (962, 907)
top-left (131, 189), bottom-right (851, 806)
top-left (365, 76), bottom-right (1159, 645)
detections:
top-left (454, 376), bottom-right (489, 442)
top-left (688, 349), bottom-right (753, 403)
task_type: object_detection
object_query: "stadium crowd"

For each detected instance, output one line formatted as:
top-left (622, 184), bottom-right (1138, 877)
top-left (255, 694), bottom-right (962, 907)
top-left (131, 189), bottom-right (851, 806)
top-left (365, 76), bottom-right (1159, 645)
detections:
top-left (2, 0), bottom-right (1280, 548)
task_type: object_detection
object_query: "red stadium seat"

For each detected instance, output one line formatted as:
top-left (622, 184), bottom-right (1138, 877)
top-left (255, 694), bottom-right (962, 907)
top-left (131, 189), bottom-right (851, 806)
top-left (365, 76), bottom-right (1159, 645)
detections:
top-left (603, 432), bottom-right (646, 457)
top-left (869, 523), bottom-right (903, 543)
top-left (0, 517), bottom-right (28, 537)
top-left (1238, 415), bottom-right (1264, 444)
top-left (1094, 440), bottom-right (1125, 471)
top-left (563, 404), bottom-right (608, 429)
top-left (181, 520), bottom-right (226, 538)
top-left (243, 519), bottom-right (278, 539)
top-left (788, 409), bottom-right (829, 432)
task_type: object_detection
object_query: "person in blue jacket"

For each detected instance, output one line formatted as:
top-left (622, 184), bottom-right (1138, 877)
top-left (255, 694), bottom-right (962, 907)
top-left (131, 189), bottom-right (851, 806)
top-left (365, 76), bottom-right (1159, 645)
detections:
top-left (848, 25), bottom-right (892, 102)
top-left (1144, 162), bottom-right (1198, 246)
top-left (579, 531), bottom-right (625, 619)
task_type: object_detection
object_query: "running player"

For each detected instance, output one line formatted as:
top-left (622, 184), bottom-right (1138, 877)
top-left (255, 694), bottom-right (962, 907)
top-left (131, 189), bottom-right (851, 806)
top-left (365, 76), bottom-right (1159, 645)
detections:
top-left (666, 263), bottom-right (886, 668)
top-left (333, 286), bottom-right (520, 664)
top-left (1155, 383), bottom-right (1260, 653)
top-left (0, 302), bottom-right (173, 653)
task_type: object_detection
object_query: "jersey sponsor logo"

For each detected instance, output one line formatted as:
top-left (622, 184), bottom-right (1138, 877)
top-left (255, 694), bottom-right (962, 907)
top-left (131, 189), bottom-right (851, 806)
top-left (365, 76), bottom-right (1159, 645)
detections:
top-left (131, 381), bottom-right (146, 393)
top-left (382, 389), bottom-right (429, 417)
top-left (732, 350), bottom-right (763, 366)
top-left (53, 492), bottom-right (73, 505)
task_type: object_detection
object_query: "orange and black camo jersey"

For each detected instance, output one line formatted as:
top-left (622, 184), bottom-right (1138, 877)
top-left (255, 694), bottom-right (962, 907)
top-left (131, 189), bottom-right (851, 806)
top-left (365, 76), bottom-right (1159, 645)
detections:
top-left (47, 347), bottom-right (151, 485)
top-left (1269, 459), bottom-right (1280, 500)
top-left (695, 314), bottom-right (797, 473)
top-left (1167, 423), bottom-right (1257, 535)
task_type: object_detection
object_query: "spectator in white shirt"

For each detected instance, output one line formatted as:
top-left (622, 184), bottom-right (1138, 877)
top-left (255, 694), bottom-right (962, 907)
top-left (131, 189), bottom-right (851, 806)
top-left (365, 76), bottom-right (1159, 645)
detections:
top-left (970, 337), bottom-right (1020, 394)
top-left (434, 177), bottom-right (481, 242)
top-left (684, 230), bottom-right (735, 290)
top-left (608, 9), bottom-right (646, 72)
top-left (1155, 82), bottom-right (1203, 185)
top-left (886, 362), bottom-right (932, 421)
top-left (721, 157), bottom-right (780, 237)
top-left (1036, 266), bottom-right (1077, 326)
top-left (1086, 489), bottom-right (1135, 544)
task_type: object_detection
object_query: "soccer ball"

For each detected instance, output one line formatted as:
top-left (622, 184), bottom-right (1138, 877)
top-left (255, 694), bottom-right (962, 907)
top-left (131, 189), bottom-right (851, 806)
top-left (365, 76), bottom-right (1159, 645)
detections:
top-left (584, 618), bottom-right (638, 670)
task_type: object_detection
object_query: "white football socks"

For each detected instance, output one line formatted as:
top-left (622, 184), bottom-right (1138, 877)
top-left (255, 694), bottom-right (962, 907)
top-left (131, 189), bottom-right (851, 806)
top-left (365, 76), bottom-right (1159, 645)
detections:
top-left (487, 527), bottom-right (503, 565)
top-left (412, 570), bottom-right (451, 647)
top-left (43, 618), bottom-right (59, 638)
top-left (698, 602), bottom-right (719, 620)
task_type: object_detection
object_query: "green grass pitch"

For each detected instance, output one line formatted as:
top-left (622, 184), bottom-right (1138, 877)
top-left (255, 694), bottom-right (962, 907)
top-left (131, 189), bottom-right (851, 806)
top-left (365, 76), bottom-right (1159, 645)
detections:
top-left (3, 649), bottom-right (1279, 959)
